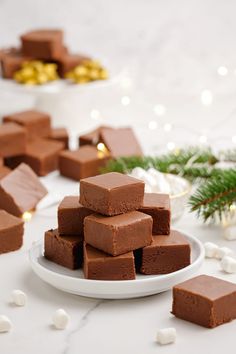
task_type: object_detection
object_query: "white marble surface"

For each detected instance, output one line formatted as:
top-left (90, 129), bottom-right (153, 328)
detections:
top-left (0, 0), bottom-right (236, 353)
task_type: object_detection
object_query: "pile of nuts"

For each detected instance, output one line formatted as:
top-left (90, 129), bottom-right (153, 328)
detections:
top-left (13, 61), bottom-right (58, 85)
top-left (65, 59), bottom-right (108, 84)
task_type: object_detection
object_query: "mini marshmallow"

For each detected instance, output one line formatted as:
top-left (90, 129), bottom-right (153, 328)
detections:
top-left (12, 290), bottom-right (27, 306)
top-left (224, 225), bottom-right (236, 241)
top-left (156, 327), bottom-right (176, 345)
top-left (0, 315), bottom-right (12, 333)
top-left (52, 309), bottom-right (70, 330)
top-left (221, 256), bottom-right (236, 274)
top-left (215, 247), bottom-right (234, 260)
top-left (204, 242), bottom-right (219, 258)
top-left (147, 168), bottom-right (171, 194)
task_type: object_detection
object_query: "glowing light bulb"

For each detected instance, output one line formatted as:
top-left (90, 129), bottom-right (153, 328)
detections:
top-left (22, 211), bottom-right (32, 222)
top-left (201, 90), bottom-right (213, 106)
top-left (90, 109), bottom-right (100, 120)
top-left (217, 66), bottom-right (228, 76)
top-left (97, 142), bottom-right (109, 158)
top-left (121, 96), bottom-right (130, 106)
top-left (163, 123), bottom-right (172, 132)
top-left (148, 121), bottom-right (158, 130)
top-left (199, 135), bottom-right (208, 144)
top-left (232, 136), bottom-right (236, 144)
top-left (167, 142), bottom-right (175, 151)
top-left (153, 104), bottom-right (166, 116)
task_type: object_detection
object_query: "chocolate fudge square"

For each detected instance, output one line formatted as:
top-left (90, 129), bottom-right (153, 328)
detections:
top-left (0, 210), bottom-right (24, 254)
top-left (3, 110), bottom-right (51, 140)
top-left (44, 229), bottom-right (83, 270)
top-left (48, 127), bottom-right (69, 149)
top-left (80, 172), bottom-right (145, 216)
top-left (135, 230), bottom-right (190, 275)
top-left (0, 163), bottom-right (47, 216)
top-left (6, 139), bottom-right (64, 176)
top-left (0, 123), bottom-right (26, 158)
top-left (0, 166), bottom-right (11, 180)
top-left (79, 126), bottom-right (112, 147)
top-left (84, 211), bottom-right (152, 256)
top-left (21, 29), bottom-right (64, 60)
top-left (0, 48), bottom-right (31, 78)
top-left (59, 146), bottom-right (109, 181)
top-left (99, 127), bottom-right (143, 157)
top-left (139, 193), bottom-right (171, 235)
top-left (172, 275), bottom-right (236, 328)
top-left (58, 196), bottom-right (92, 236)
top-left (57, 53), bottom-right (89, 77)
top-left (83, 243), bottom-right (136, 280)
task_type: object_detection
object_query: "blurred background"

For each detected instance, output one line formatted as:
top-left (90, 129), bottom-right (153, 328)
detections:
top-left (0, 0), bottom-right (236, 154)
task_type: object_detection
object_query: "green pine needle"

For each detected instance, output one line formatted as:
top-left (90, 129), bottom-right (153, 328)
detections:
top-left (189, 169), bottom-right (236, 221)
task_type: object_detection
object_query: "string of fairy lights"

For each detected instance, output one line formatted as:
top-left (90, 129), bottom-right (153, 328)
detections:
top-left (88, 65), bottom-right (236, 153)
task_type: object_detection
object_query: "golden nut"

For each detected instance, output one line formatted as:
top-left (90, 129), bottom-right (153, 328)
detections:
top-left (89, 69), bottom-right (100, 80)
top-left (75, 77), bottom-right (90, 84)
top-left (21, 67), bottom-right (35, 80)
top-left (99, 69), bottom-right (109, 80)
top-left (37, 73), bottom-right (49, 84)
top-left (24, 79), bottom-right (38, 85)
top-left (74, 65), bottom-right (88, 77)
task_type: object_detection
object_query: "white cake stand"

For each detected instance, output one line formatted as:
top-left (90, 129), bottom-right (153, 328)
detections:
top-left (0, 74), bottom-right (120, 133)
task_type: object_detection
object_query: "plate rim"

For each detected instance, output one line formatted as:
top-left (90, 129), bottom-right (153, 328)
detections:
top-left (29, 230), bottom-right (205, 286)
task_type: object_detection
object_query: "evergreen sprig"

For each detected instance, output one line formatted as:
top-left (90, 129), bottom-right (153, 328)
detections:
top-left (102, 147), bottom-right (219, 181)
top-left (189, 169), bottom-right (236, 221)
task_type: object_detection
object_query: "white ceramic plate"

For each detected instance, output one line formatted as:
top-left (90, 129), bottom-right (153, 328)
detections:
top-left (29, 231), bottom-right (204, 299)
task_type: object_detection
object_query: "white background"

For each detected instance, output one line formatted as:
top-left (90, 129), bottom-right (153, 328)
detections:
top-left (0, 1), bottom-right (236, 353)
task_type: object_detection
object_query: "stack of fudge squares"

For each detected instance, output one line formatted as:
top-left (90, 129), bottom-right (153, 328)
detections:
top-left (0, 29), bottom-right (89, 79)
top-left (0, 109), bottom-right (69, 178)
top-left (44, 172), bottom-right (191, 280)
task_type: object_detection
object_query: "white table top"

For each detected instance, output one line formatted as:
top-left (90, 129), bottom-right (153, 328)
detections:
top-left (0, 190), bottom-right (235, 354)
top-left (0, 0), bottom-right (236, 352)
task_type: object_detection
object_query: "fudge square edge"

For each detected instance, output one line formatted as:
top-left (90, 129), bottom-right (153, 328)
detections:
top-left (172, 274), bottom-right (236, 328)
top-left (79, 172), bottom-right (145, 216)
top-left (84, 211), bottom-right (153, 256)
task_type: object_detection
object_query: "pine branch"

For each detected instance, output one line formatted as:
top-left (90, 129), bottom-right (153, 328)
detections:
top-left (189, 169), bottom-right (236, 221)
top-left (102, 147), bottom-right (219, 181)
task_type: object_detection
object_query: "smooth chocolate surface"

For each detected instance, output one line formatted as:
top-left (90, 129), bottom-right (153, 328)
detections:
top-left (135, 230), bottom-right (190, 274)
top-left (48, 127), bottom-right (69, 149)
top-left (138, 193), bottom-right (171, 235)
top-left (6, 138), bottom-right (64, 176)
top-left (99, 127), bottom-right (143, 157)
top-left (3, 110), bottom-right (51, 140)
top-left (172, 275), bottom-right (236, 328)
top-left (0, 123), bottom-right (26, 158)
top-left (0, 48), bottom-right (31, 78)
top-left (84, 211), bottom-right (152, 256)
top-left (79, 126), bottom-right (112, 147)
top-left (0, 163), bottom-right (47, 216)
top-left (21, 29), bottom-right (64, 60)
top-left (83, 243), bottom-right (136, 280)
top-left (59, 146), bottom-right (109, 181)
top-left (57, 53), bottom-right (89, 77)
top-left (80, 172), bottom-right (145, 216)
top-left (44, 229), bottom-right (83, 270)
top-left (0, 210), bottom-right (24, 254)
top-left (58, 196), bottom-right (92, 236)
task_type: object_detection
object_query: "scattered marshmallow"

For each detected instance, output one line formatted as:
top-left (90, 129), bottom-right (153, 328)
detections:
top-left (147, 168), bottom-right (171, 194)
top-left (0, 315), bottom-right (12, 333)
top-left (156, 327), bottom-right (176, 345)
top-left (52, 309), bottom-right (70, 330)
top-left (204, 242), bottom-right (219, 258)
top-left (12, 290), bottom-right (27, 307)
top-left (224, 225), bottom-right (236, 241)
top-left (215, 247), bottom-right (234, 260)
top-left (221, 256), bottom-right (236, 274)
